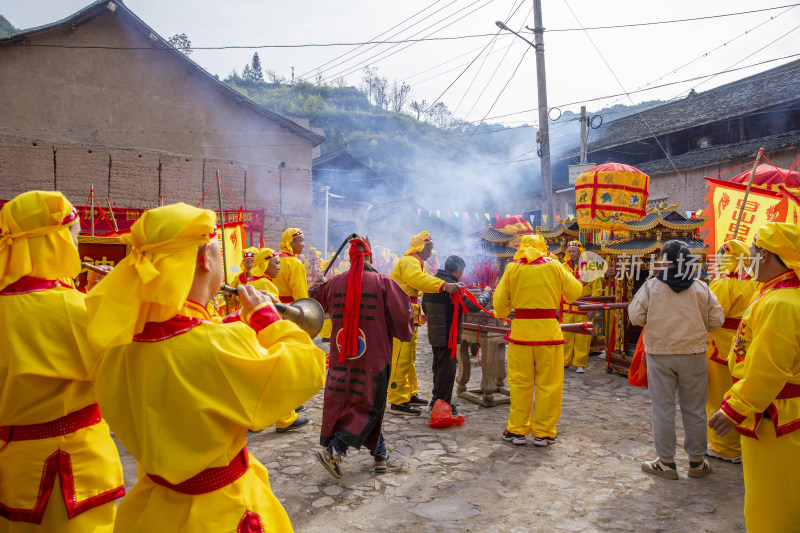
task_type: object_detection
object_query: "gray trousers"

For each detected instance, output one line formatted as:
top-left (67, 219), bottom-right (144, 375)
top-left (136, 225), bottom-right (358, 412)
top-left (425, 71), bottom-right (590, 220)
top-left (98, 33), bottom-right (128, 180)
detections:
top-left (646, 353), bottom-right (708, 463)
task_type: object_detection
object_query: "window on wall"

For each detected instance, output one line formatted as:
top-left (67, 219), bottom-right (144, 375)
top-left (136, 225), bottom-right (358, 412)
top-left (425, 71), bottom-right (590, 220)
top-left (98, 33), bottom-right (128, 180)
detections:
top-left (564, 202), bottom-right (575, 217)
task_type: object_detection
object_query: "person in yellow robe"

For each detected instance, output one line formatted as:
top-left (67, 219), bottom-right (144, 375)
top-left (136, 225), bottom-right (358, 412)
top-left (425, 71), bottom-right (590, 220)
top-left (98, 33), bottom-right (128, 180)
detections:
top-left (232, 247), bottom-right (258, 287)
top-left (561, 241), bottom-right (602, 373)
top-left (85, 203), bottom-right (326, 533)
top-left (274, 228), bottom-right (308, 304)
top-left (494, 235), bottom-right (583, 446)
top-left (388, 231), bottom-right (460, 415)
top-left (709, 222), bottom-right (800, 533)
top-left (705, 240), bottom-right (758, 463)
top-left (249, 247), bottom-right (310, 432)
top-left (249, 248), bottom-right (281, 299)
top-left (0, 191), bottom-right (124, 532)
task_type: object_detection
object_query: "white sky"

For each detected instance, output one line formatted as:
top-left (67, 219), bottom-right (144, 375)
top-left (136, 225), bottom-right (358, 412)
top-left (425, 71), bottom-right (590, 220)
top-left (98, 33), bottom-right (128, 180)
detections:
top-left (4, 0), bottom-right (800, 129)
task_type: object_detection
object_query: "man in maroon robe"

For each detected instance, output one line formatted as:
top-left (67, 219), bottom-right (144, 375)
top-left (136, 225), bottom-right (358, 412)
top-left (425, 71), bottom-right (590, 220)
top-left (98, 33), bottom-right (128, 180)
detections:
top-left (309, 237), bottom-right (413, 478)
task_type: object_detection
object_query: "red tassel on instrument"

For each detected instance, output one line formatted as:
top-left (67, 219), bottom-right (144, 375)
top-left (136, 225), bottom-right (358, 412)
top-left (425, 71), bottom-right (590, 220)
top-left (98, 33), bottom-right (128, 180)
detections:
top-left (340, 238), bottom-right (371, 362)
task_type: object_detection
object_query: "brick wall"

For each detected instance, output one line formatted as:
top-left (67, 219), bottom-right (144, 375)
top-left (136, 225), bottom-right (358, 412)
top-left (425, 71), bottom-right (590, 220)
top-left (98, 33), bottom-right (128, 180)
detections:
top-left (0, 133), bottom-right (312, 242)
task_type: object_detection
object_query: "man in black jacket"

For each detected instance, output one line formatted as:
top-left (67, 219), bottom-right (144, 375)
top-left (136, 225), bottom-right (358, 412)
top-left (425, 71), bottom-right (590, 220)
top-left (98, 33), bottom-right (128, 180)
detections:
top-left (422, 255), bottom-right (493, 414)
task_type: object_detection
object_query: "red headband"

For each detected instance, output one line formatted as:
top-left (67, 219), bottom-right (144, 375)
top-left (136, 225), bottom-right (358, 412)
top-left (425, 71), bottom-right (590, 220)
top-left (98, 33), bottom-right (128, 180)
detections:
top-left (243, 252), bottom-right (256, 258)
top-left (61, 208), bottom-right (79, 226)
top-left (423, 236), bottom-right (432, 243)
top-left (291, 230), bottom-right (303, 238)
top-left (567, 241), bottom-right (581, 248)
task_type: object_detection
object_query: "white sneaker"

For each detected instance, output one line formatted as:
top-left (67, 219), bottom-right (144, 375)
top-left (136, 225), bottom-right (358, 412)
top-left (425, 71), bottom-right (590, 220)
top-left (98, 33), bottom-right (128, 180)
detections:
top-left (576, 367), bottom-right (586, 373)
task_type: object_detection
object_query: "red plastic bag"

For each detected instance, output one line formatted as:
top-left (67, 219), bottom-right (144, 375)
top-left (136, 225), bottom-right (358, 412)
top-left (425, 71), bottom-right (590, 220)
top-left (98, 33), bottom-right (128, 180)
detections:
top-left (628, 325), bottom-right (648, 388)
top-left (428, 399), bottom-right (465, 428)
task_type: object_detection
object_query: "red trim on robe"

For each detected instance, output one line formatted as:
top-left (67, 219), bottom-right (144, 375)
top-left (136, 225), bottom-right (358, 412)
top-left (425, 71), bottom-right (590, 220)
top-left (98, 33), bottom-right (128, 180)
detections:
top-left (0, 450), bottom-right (124, 524)
top-left (0, 404), bottom-right (101, 441)
top-left (148, 447), bottom-right (249, 495)
top-left (247, 304), bottom-right (282, 334)
top-left (0, 277), bottom-right (72, 295)
top-left (720, 398), bottom-right (746, 423)
top-left (133, 315), bottom-right (204, 342)
top-left (238, 511), bottom-right (265, 533)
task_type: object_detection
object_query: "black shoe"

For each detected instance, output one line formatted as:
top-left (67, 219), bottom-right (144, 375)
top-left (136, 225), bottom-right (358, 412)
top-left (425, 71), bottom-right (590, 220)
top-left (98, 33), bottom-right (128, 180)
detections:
top-left (502, 429), bottom-right (526, 446)
top-left (409, 395), bottom-right (429, 406)
top-left (276, 416), bottom-right (310, 433)
top-left (295, 405), bottom-right (305, 413)
top-left (389, 403), bottom-right (422, 416)
top-left (450, 404), bottom-right (459, 416)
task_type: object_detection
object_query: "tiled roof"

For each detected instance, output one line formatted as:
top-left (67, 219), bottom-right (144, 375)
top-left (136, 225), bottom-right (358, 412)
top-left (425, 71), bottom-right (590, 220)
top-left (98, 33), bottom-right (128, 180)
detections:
top-left (584, 59), bottom-right (800, 152)
top-left (486, 245), bottom-right (517, 257)
top-left (481, 227), bottom-right (513, 243)
top-left (602, 237), bottom-right (707, 255)
top-left (638, 130), bottom-right (800, 174)
top-left (620, 210), bottom-right (705, 232)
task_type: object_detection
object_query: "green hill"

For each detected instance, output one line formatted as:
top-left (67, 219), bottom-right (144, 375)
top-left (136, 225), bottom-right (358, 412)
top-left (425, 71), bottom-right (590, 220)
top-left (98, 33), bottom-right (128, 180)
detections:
top-left (0, 14), bottom-right (16, 36)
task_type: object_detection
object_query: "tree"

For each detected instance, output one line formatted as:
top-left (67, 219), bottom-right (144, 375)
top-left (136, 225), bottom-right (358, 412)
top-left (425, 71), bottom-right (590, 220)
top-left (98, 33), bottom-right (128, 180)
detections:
top-left (242, 63), bottom-right (254, 82)
top-left (372, 76), bottom-right (389, 109)
top-left (265, 69), bottom-right (286, 84)
top-left (333, 76), bottom-right (346, 88)
top-left (390, 80), bottom-right (411, 113)
top-left (409, 99), bottom-right (428, 121)
top-left (426, 102), bottom-right (452, 129)
top-left (250, 53), bottom-right (263, 81)
top-left (167, 33), bottom-right (192, 56)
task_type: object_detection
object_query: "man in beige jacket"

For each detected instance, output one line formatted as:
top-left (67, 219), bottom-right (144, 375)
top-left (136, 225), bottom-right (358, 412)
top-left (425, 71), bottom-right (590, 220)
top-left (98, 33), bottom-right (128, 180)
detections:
top-left (628, 240), bottom-right (725, 480)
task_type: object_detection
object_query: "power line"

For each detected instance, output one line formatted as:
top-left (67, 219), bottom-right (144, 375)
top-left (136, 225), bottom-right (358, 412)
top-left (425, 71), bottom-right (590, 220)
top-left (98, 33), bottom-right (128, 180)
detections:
top-left (478, 52), bottom-right (800, 122)
top-left (320, 0), bottom-right (498, 84)
top-left (296, 0), bottom-right (448, 80)
top-left (453, 0), bottom-right (529, 116)
top-left (540, 3), bottom-right (800, 33)
top-left (600, 3), bottom-right (798, 111)
top-left (303, 0), bottom-right (464, 82)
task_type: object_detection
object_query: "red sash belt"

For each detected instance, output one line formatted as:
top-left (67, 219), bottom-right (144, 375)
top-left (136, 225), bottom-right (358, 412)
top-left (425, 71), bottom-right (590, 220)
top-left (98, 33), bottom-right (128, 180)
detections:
top-left (409, 296), bottom-right (419, 304)
top-left (0, 404), bottom-right (102, 442)
top-left (515, 308), bottom-right (558, 319)
top-left (776, 383), bottom-right (800, 399)
top-left (731, 379), bottom-right (800, 400)
top-left (722, 318), bottom-right (741, 329)
top-left (147, 447), bottom-right (250, 495)
top-left (279, 296), bottom-right (294, 304)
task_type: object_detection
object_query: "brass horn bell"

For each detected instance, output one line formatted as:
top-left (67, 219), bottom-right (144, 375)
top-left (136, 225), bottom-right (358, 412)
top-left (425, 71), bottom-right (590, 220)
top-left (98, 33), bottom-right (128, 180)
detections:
top-left (274, 298), bottom-right (325, 339)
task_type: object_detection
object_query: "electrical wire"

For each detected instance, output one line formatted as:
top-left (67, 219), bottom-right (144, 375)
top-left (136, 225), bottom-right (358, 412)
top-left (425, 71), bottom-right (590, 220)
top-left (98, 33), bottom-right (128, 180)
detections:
top-left (478, 52), bottom-right (800, 122)
top-left (320, 0), bottom-right (498, 84)
top-left (296, 0), bottom-right (448, 80)
top-left (539, 3), bottom-right (800, 33)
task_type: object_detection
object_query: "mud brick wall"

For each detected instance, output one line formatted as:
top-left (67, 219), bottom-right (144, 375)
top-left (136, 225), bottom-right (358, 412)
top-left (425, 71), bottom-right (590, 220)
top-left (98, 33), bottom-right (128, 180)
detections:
top-left (0, 133), bottom-right (312, 242)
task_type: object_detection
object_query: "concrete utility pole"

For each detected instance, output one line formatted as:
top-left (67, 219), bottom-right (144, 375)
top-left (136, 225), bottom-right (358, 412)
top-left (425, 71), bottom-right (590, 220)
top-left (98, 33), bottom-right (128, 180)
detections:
top-left (580, 106), bottom-right (588, 164)
top-left (531, 0), bottom-right (553, 223)
top-left (496, 3), bottom-right (553, 222)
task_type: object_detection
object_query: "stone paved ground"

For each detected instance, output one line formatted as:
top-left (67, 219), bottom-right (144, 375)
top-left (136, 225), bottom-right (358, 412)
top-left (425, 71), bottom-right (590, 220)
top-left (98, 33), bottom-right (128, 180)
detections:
top-left (117, 329), bottom-right (746, 532)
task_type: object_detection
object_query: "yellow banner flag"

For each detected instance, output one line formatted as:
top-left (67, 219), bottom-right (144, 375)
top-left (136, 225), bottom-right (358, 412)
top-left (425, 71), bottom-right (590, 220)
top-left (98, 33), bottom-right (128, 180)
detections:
top-left (218, 223), bottom-right (245, 284)
top-left (702, 178), bottom-right (787, 254)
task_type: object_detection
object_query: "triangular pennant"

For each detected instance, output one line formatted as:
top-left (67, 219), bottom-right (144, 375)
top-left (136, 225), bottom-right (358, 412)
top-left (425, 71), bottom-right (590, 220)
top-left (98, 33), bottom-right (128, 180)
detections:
top-left (685, 211), bottom-right (693, 218)
top-left (555, 214), bottom-right (561, 222)
top-left (529, 215), bottom-right (535, 226)
top-left (446, 210), bottom-right (451, 216)
top-left (454, 212), bottom-right (459, 218)
top-left (475, 213), bottom-right (480, 221)
top-left (484, 213), bottom-right (491, 221)
top-left (505, 214), bottom-right (510, 218)
top-left (495, 214), bottom-right (500, 221)
top-left (464, 212), bottom-right (469, 219)
top-left (542, 215), bottom-right (549, 225)
top-left (436, 210), bottom-right (441, 218)
top-left (418, 208), bottom-right (422, 216)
